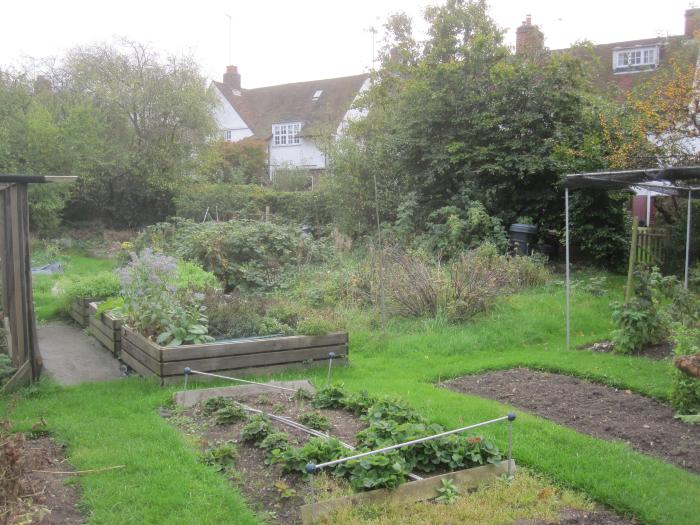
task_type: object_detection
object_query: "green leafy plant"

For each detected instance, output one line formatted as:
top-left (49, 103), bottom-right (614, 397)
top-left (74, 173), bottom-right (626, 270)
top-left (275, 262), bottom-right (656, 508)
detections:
top-left (298, 411), bottom-right (331, 432)
top-left (341, 390), bottom-right (378, 416)
top-left (272, 480), bottom-right (297, 499)
top-left (203, 441), bottom-right (238, 472)
top-left (313, 384), bottom-right (348, 409)
top-left (670, 325), bottom-right (700, 416)
top-left (293, 388), bottom-right (314, 402)
top-left (259, 432), bottom-right (291, 456)
top-left (435, 478), bottom-right (459, 504)
top-left (95, 296), bottom-right (124, 316)
top-left (336, 451), bottom-right (408, 491)
top-left (0, 353), bottom-right (16, 386)
top-left (202, 397), bottom-right (230, 416)
top-left (240, 415), bottom-right (272, 444)
top-left (611, 267), bottom-right (668, 354)
top-left (271, 437), bottom-right (345, 478)
top-left (63, 272), bottom-right (121, 304)
top-left (214, 404), bottom-right (247, 425)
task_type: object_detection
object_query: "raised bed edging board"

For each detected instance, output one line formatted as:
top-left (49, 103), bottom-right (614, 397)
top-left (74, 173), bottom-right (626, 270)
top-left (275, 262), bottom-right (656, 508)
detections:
top-left (299, 460), bottom-right (516, 524)
top-left (69, 297), bottom-right (97, 327)
top-left (87, 302), bottom-right (122, 356)
top-left (120, 325), bottom-right (348, 385)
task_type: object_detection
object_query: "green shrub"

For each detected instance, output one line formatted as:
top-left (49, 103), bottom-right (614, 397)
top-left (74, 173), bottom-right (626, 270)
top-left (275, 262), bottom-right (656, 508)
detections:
top-left (670, 325), bottom-right (700, 415)
top-left (0, 353), bottom-right (16, 385)
top-left (28, 183), bottom-right (70, 238)
top-left (259, 432), bottom-right (291, 461)
top-left (175, 261), bottom-right (220, 293)
top-left (63, 272), bottom-right (121, 303)
top-left (241, 415), bottom-right (272, 443)
top-left (138, 218), bottom-right (309, 291)
top-left (611, 267), bottom-right (669, 354)
top-left (296, 315), bottom-right (343, 336)
top-left (272, 167), bottom-right (311, 192)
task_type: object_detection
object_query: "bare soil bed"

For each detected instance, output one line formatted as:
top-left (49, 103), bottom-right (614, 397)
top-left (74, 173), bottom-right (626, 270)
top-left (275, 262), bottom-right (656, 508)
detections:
top-left (442, 368), bottom-right (700, 473)
top-left (577, 340), bottom-right (672, 360)
top-left (166, 389), bottom-right (364, 525)
top-left (3, 436), bottom-right (84, 525)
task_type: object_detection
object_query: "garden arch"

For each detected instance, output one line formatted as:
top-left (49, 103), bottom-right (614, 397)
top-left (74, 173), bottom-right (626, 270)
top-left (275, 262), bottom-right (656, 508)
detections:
top-left (563, 166), bottom-right (700, 352)
top-left (0, 175), bottom-right (75, 392)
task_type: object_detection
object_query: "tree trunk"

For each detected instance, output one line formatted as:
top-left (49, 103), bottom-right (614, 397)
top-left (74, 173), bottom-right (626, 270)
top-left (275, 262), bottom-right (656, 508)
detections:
top-left (674, 353), bottom-right (700, 378)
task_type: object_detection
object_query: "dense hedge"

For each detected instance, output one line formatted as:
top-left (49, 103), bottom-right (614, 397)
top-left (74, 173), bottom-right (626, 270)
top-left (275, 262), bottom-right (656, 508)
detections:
top-left (174, 183), bottom-right (332, 228)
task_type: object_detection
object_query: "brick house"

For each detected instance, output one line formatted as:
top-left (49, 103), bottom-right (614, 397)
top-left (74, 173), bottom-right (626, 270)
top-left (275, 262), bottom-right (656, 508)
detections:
top-left (211, 67), bottom-right (369, 179)
top-left (516, 9), bottom-right (700, 226)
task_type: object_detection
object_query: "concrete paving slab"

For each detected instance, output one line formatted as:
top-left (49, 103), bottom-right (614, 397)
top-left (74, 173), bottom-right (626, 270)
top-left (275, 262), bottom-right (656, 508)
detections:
top-left (173, 380), bottom-right (316, 408)
top-left (39, 321), bottom-right (123, 385)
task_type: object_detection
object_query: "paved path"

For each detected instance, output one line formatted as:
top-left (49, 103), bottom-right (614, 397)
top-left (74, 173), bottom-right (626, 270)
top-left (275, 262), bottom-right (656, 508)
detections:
top-left (38, 322), bottom-right (123, 385)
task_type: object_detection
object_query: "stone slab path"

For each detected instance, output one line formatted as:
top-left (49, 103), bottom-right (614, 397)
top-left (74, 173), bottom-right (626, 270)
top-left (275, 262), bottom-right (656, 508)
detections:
top-left (38, 322), bottom-right (123, 385)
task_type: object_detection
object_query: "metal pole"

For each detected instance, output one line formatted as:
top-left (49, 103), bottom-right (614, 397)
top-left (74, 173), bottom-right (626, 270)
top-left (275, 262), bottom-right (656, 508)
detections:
top-left (185, 369), bottom-right (297, 393)
top-left (309, 414), bottom-right (513, 471)
top-left (507, 418), bottom-right (513, 478)
top-left (685, 189), bottom-right (692, 290)
top-left (326, 352), bottom-right (336, 385)
top-left (565, 188), bottom-right (571, 352)
top-left (183, 367), bottom-right (190, 390)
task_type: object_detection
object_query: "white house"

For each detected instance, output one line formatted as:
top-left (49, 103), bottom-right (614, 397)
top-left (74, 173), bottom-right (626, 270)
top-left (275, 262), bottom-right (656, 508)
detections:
top-left (211, 66), bottom-right (370, 177)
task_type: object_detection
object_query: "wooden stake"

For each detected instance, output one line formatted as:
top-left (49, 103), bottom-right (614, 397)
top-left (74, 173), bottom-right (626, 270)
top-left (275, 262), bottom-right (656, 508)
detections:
top-left (625, 220), bottom-right (639, 304)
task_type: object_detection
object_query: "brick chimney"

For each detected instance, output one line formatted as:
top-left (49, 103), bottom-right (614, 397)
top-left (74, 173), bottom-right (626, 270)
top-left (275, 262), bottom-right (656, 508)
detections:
top-left (685, 8), bottom-right (700, 37)
top-left (223, 65), bottom-right (241, 90)
top-left (516, 15), bottom-right (544, 54)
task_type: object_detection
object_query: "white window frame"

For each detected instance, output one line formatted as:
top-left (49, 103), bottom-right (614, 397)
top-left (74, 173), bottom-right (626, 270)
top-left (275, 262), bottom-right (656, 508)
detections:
top-left (613, 46), bottom-right (659, 71)
top-left (273, 122), bottom-right (302, 146)
top-left (223, 129), bottom-right (233, 141)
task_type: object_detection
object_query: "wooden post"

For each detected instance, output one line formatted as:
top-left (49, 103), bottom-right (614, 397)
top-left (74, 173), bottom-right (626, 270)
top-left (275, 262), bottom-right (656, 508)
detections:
top-left (625, 220), bottom-right (639, 304)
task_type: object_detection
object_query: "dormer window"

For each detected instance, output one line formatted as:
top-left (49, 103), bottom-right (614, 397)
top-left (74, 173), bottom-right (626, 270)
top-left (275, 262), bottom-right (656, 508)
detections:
top-left (613, 46), bottom-right (659, 72)
top-left (273, 122), bottom-right (301, 146)
top-left (312, 90), bottom-right (323, 101)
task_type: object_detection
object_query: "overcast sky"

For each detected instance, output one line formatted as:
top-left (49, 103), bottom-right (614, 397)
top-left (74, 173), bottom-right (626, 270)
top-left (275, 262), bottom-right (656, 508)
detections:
top-left (1, 0), bottom-right (696, 88)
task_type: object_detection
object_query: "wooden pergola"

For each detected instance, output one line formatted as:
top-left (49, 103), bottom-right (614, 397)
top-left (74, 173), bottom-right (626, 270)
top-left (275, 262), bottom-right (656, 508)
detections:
top-left (1, 174), bottom-right (75, 392)
top-left (562, 166), bottom-right (700, 353)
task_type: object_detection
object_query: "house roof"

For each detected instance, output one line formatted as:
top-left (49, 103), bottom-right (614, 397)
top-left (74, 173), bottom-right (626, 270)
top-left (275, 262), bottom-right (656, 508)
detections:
top-left (564, 166), bottom-right (700, 195)
top-left (213, 73), bottom-right (369, 140)
top-left (555, 34), bottom-right (698, 98)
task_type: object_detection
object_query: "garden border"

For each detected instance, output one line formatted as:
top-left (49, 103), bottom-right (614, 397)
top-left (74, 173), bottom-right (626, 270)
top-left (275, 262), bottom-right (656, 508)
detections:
top-left (120, 326), bottom-right (348, 385)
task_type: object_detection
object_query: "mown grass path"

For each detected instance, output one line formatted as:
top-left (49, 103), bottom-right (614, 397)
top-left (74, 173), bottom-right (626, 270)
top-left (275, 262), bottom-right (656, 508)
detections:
top-left (4, 282), bottom-right (699, 524)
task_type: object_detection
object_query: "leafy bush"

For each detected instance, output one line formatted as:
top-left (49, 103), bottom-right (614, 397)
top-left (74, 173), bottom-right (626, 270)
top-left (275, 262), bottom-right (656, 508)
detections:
top-left (175, 261), bottom-right (220, 293)
top-left (341, 390), bottom-right (378, 416)
top-left (28, 183), bottom-right (70, 238)
top-left (138, 218), bottom-right (309, 292)
top-left (670, 325), bottom-right (700, 415)
top-left (116, 249), bottom-right (213, 346)
top-left (611, 267), bottom-right (669, 354)
top-left (63, 272), bottom-right (121, 303)
top-left (298, 412), bottom-right (331, 432)
top-left (214, 404), bottom-right (247, 425)
top-left (272, 166), bottom-right (311, 192)
top-left (240, 415), bottom-right (272, 443)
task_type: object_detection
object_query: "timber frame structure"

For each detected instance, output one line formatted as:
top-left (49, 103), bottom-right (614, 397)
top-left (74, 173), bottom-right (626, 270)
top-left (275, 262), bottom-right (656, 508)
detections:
top-left (0, 174), bottom-right (75, 392)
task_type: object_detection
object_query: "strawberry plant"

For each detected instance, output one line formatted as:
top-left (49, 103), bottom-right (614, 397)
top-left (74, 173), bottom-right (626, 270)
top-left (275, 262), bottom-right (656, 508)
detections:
top-left (341, 390), bottom-right (377, 416)
top-left (259, 432), bottom-right (291, 461)
top-left (214, 404), bottom-right (247, 425)
top-left (271, 437), bottom-right (346, 477)
top-left (241, 415), bottom-right (272, 443)
top-left (435, 478), bottom-right (459, 504)
top-left (312, 383), bottom-right (347, 409)
top-left (335, 451), bottom-right (409, 490)
top-left (203, 441), bottom-right (237, 472)
top-left (202, 396), bottom-right (230, 415)
top-left (298, 411), bottom-right (330, 432)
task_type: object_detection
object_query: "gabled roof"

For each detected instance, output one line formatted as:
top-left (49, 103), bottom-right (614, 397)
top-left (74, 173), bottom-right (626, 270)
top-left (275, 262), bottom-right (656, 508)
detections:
top-left (557, 34), bottom-right (698, 98)
top-left (213, 73), bottom-right (369, 140)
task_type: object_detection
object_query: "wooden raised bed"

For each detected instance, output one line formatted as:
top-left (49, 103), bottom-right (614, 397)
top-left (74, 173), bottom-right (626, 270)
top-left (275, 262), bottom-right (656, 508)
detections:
top-left (300, 460), bottom-right (516, 524)
top-left (69, 297), bottom-right (98, 327)
top-left (120, 326), bottom-right (348, 385)
top-left (87, 302), bottom-right (122, 356)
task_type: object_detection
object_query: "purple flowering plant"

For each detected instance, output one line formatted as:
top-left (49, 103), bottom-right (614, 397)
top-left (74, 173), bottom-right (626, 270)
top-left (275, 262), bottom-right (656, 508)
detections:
top-left (116, 249), bottom-right (214, 346)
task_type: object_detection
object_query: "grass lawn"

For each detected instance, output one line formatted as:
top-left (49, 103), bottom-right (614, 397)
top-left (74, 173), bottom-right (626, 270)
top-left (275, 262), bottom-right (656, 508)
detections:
top-left (32, 253), bottom-right (115, 321)
top-left (5, 270), bottom-right (699, 524)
